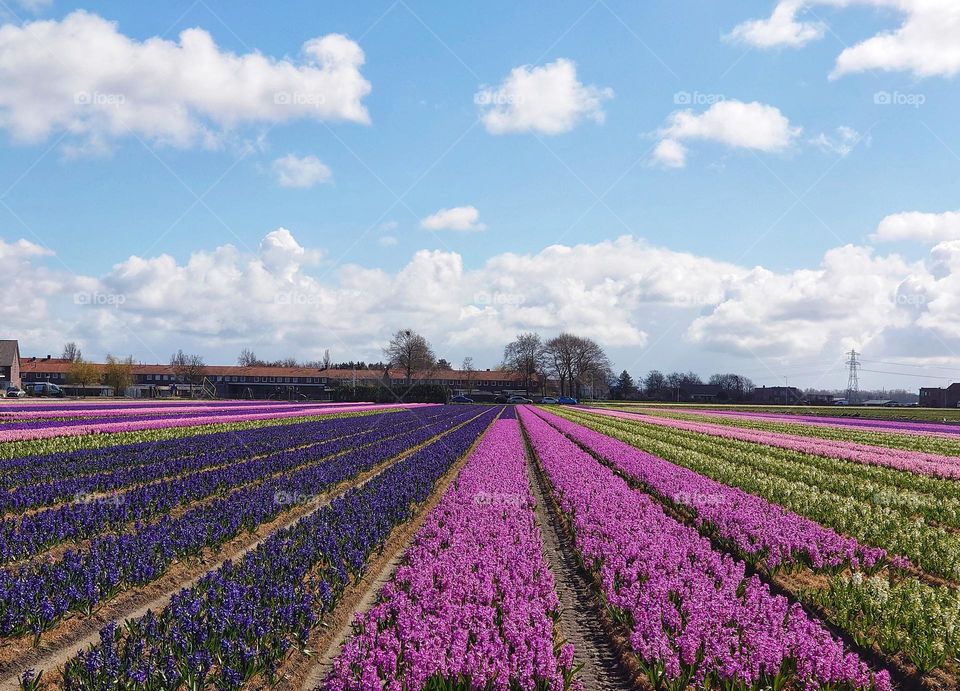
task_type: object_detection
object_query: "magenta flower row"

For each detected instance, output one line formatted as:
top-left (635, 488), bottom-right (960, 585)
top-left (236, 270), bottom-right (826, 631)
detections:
top-left (590, 408), bottom-right (960, 479)
top-left (531, 406), bottom-right (898, 573)
top-left (327, 418), bottom-right (578, 691)
top-left (518, 406), bottom-right (890, 691)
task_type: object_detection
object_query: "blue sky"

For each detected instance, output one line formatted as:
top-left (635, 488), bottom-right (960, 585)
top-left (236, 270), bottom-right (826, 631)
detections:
top-left (2, 0), bottom-right (960, 392)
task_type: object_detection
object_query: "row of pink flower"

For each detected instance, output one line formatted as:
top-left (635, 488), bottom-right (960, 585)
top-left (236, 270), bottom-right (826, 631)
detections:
top-left (518, 406), bottom-right (891, 691)
top-left (588, 408), bottom-right (960, 479)
top-left (654, 407), bottom-right (960, 440)
top-left (0, 401), bottom-right (374, 420)
top-left (327, 418), bottom-right (578, 691)
top-left (530, 407), bottom-right (898, 573)
top-left (0, 403), bottom-right (433, 443)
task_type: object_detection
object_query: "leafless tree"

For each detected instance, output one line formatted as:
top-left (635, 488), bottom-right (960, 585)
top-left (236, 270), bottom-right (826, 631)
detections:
top-left (237, 348), bottom-right (260, 367)
top-left (384, 329), bottom-right (435, 384)
top-left (503, 332), bottom-right (545, 393)
top-left (171, 349), bottom-right (207, 385)
top-left (544, 333), bottom-right (611, 398)
top-left (461, 356), bottom-right (476, 392)
top-left (61, 342), bottom-right (82, 362)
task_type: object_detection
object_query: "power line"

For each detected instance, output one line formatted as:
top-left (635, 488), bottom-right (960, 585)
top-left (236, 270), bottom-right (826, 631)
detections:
top-left (861, 358), bottom-right (960, 373)
top-left (859, 368), bottom-right (954, 382)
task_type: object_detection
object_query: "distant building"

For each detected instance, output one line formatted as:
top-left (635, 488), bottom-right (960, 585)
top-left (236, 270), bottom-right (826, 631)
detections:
top-left (750, 385), bottom-right (804, 405)
top-left (20, 357), bottom-right (535, 399)
top-left (919, 385), bottom-right (960, 408)
top-left (0, 340), bottom-right (20, 390)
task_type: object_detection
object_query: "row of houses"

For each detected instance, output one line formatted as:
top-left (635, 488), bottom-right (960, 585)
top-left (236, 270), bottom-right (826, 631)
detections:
top-left (919, 384), bottom-right (960, 408)
top-left (10, 350), bottom-right (532, 399)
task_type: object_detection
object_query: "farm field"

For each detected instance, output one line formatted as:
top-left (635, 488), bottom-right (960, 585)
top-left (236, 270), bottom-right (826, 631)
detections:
top-left (0, 400), bottom-right (956, 690)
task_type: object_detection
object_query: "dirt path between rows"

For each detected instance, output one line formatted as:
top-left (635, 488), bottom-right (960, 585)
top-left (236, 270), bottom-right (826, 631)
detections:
top-left (524, 442), bottom-right (637, 691)
top-left (0, 411), bottom-right (488, 691)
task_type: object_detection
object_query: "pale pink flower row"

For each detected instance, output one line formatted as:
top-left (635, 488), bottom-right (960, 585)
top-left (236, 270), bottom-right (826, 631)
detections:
top-left (590, 408), bottom-right (960, 479)
top-left (518, 406), bottom-right (890, 691)
top-left (327, 418), bottom-right (578, 691)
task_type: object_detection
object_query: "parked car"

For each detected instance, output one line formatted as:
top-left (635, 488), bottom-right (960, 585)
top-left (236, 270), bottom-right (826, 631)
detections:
top-left (558, 396), bottom-right (578, 404)
top-left (494, 395), bottom-right (509, 403)
top-left (30, 382), bottom-right (64, 397)
top-left (540, 396), bottom-right (559, 404)
top-left (4, 386), bottom-right (25, 398)
top-left (449, 395), bottom-right (473, 403)
top-left (507, 396), bottom-right (533, 403)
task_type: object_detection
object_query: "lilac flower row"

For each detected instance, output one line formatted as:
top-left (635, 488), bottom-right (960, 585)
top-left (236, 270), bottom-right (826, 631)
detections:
top-left (328, 418), bottom-right (578, 691)
top-left (0, 408), bottom-right (445, 514)
top-left (530, 407), bottom-right (897, 574)
top-left (0, 401), bottom-right (372, 421)
top-left (591, 408), bottom-right (960, 479)
top-left (666, 407), bottom-right (960, 437)
top-left (518, 407), bottom-right (891, 691)
top-left (56, 408), bottom-right (498, 689)
top-left (0, 402), bottom-right (428, 442)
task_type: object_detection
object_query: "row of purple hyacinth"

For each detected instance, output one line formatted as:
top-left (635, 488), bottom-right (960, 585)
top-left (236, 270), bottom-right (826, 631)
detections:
top-left (1, 408), bottom-right (437, 515)
top-left (1, 406), bottom-right (486, 638)
top-left (518, 406), bottom-right (891, 691)
top-left (0, 408), bottom-right (459, 563)
top-left (53, 408), bottom-right (499, 690)
top-left (530, 406), bottom-right (901, 574)
top-left (328, 418), bottom-right (579, 691)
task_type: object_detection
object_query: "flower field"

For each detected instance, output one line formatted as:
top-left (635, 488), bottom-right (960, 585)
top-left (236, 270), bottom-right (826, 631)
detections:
top-left (0, 399), bottom-right (956, 689)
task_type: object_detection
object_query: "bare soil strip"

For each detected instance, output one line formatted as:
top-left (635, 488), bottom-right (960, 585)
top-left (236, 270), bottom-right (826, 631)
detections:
top-left (0, 410), bottom-right (489, 690)
top-left (523, 436), bottom-right (640, 691)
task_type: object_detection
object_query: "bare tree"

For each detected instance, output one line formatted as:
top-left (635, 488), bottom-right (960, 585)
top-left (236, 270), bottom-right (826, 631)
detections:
top-left (61, 342), bottom-right (82, 362)
top-left (384, 329), bottom-right (435, 384)
top-left (321, 349), bottom-right (332, 370)
top-left (503, 332), bottom-right (544, 393)
top-left (237, 348), bottom-right (260, 367)
top-left (171, 349), bottom-right (207, 385)
top-left (461, 356), bottom-right (475, 392)
top-left (544, 333), bottom-right (611, 398)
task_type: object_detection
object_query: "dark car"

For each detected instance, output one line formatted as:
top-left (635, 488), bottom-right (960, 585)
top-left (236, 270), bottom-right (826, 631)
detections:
top-left (4, 386), bottom-right (25, 398)
top-left (449, 395), bottom-right (473, 403)
top-left (30, 382), bottom-right (64, 397)
top-left (494, 395), bottom-right (509, 403)
top-left (558, 396), bottom-right (578, 404)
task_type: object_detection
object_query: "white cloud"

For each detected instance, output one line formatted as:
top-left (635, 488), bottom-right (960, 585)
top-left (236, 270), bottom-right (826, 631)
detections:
top-left (730, 2), bottom-right (960, 79)
top-left (16, 0), bottom-right (52, 12)
top-left (420, 206), bottom-right (487, 232)
top-left (726, 0), bottom-right (826, 48)
top-left (810, 125), bottom-right (867, 157)
top-left (871, 210), bottom-right (960, 244)
top-left (476, 58), bottom-right (613, 135)
top-left (378, 236), bottom-right (398, 247)
top-left (653, 100), bottom-right (801, 168)
top-left (0, 11), bottom-right (371, 151)
top-left (272, 154), bottom-right (332, 188)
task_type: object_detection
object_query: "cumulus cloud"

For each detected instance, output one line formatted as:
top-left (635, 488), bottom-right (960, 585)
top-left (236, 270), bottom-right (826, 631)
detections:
top-left (9, 224), bottom-right (960, 367)
top-left (0, 11), bottom-right (371, 151)
top-left (271, 154), bottom-right (332, 188)
top-left (420, 206), bottom-right (486, 232)
top-left (730, 2), bottom-right (960, 79)
top-left (476, 58), bottom-right (613, 135)
top-left (871, 210), bottom-right (960, 244)
top-left (653, 100), bottom-right (801, 168)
